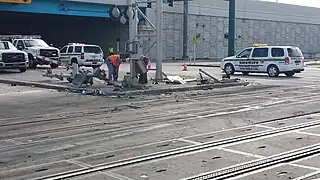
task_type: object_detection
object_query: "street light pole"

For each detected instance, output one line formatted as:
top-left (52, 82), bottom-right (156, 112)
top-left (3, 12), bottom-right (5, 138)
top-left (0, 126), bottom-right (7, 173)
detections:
top-left (228, 0), bottom-right (236, 57)
top-left (155, 0), bottom-right (163, 81)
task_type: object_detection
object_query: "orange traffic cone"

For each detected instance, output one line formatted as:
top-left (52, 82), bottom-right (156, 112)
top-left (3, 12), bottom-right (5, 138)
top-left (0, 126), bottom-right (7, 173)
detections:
top-left (147, 62), bottom-right (151, 69)
top-left (183, 63), bottom-right (188, 71)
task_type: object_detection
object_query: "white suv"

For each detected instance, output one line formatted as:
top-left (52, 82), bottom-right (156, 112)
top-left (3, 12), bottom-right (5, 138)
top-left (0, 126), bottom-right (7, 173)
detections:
top-left (59, 43), bottom-right (104, 68)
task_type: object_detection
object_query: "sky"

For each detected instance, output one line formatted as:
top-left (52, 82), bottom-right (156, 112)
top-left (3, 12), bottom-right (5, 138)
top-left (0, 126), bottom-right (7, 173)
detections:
top-left (262, 0), bottom-right (320, 8)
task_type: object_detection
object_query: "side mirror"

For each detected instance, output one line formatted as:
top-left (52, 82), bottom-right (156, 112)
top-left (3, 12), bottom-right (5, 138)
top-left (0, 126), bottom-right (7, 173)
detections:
top-left (50, 44), bottom-right (54, 47)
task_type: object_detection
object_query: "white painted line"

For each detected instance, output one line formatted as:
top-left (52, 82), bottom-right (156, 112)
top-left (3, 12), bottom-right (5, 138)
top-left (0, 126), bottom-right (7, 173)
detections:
top-left (102, 171), bottom-right (136, 180)
top-left (296, 131), bottom-right (320, 137)
top-left (294, 170), bottom-right (320, 180)
top-left (289, 163), bottom-right (320, 171)
top-left (177, 138), bottom-right (202, 145)
top-left (183, 125), bottom-right (258, 139)
top-left (221, 147), bottom-right (320, 171)
top-left (254, 124), bottom-right (277, 130)
top-left (220, 147), bottom-right (265, 158)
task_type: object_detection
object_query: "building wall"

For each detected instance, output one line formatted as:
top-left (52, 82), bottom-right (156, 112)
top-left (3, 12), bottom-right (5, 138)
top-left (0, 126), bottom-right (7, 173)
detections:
top-left (140, 0), bottom-right (320, 60)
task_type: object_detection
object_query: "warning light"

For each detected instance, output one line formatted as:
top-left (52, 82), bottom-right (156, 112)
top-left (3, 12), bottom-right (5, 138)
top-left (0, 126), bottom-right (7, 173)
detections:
top-left (252, 44), bottom-right (268, 47)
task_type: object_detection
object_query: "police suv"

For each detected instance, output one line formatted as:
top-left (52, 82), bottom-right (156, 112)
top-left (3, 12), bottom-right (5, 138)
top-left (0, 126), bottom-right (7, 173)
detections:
top-left (0, 41), bottom-right (28, 72)
top-left (221, 44), bottom-right (305, 77)
top-left (59, 43), bottom-right (104, 68)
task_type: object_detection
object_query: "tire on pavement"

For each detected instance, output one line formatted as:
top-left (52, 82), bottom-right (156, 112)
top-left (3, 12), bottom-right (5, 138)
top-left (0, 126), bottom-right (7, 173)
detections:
top-left (224, 63), bottom-right (235, 75)
top-left (19, 68), bottom-right (27, 73)
top-left (285, 72), bottom-right (295, 77)
top-left (28, 54), bottom-right (37, 69)
top-left (267, 64), bottom-right (280, 77)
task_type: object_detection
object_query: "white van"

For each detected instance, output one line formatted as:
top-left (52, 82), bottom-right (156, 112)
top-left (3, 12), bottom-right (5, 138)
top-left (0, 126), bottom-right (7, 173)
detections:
top-left (220, 45), bottom-right (304, 77)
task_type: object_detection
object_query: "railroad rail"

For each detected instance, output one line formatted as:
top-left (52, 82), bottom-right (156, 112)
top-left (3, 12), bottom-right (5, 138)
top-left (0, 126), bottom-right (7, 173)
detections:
top-left (182, 143), bottom-right (320, 180)
top-left (33, 118), bottom-right (320, 180)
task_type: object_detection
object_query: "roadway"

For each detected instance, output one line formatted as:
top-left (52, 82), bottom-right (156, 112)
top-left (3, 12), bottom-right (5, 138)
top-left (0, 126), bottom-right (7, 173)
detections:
top-left (0, 63), bottom-right (320, 179)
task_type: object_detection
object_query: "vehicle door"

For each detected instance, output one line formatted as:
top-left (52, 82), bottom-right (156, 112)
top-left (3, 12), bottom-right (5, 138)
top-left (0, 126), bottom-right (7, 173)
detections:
top-left (73, 46), bottom-right (83, 64)
top-left (59, 46), bottom-right (69, 65)
top-left (270, 47), bottom-right (285, 72)
top-left (235, 48), bottom-right (253, 72)
top-left (251, 47), bottom-right (269, 72)
top-left (287, 47), bottom-right (304, 69)
top-left (84, 46), bottom-right (103, 65)
top-left (66, 46), bottom-right (74, 64)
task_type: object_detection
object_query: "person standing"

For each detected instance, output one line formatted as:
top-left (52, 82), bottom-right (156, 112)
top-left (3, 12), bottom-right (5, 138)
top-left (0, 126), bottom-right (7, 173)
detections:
top-left (106, 52), bottom-right (121, 85)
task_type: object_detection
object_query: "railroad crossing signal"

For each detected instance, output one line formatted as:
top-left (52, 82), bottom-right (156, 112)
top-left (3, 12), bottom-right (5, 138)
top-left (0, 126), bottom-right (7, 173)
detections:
top-left (0, 0), bottom-right (31, 4)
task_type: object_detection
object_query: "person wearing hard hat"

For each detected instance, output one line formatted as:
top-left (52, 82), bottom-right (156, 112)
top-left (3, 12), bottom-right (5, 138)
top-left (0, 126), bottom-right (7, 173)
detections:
top-left (105, 52), bottom-right (121, 85)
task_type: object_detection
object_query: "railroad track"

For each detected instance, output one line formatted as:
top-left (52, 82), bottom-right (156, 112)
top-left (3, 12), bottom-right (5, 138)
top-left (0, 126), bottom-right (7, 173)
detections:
top-left (32, 118), bottom-right (320, 180)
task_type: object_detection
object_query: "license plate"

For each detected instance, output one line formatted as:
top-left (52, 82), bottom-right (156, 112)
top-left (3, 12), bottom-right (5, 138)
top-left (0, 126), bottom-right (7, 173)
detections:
top-left (92, 62), bottom-right (97, 64)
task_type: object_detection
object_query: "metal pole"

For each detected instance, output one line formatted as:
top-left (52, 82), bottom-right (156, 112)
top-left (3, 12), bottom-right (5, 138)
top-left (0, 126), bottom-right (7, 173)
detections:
top-left (228, 0), bottom-right (236, 57)
top-left (128, 0), bottom-right (135, 78)
top-left (155, 0), bottom-right (163, 80)
top-left (182, 0), bottom-right (188, 60)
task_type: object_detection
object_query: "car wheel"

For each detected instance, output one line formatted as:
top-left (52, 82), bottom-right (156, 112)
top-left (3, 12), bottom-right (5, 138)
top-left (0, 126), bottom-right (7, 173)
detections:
top-left (285, 72), bottom-right (295, 77)
top-left (242, 72), bottom-right (249, 75)
top-left (224, 63), bottom-right (235, 75)
top-left (267, 65), bottom-right (280, 77)
top-left (50, 64), bottom-right (59, 69)
top-left (28, 54), bottom-right (37, 69)
top-left (19, 68), bottom-right (27, 73)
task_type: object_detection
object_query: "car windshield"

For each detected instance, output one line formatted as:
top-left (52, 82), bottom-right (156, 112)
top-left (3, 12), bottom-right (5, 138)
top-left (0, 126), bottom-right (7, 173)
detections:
top-left (0, 42), bottom-right (9, 50)
top-left (0, 41), bottom-right (16, 50)
top-left (24, 39), bottom-right (49, 47)
top-left (287, 47), bottom-right (303, 57)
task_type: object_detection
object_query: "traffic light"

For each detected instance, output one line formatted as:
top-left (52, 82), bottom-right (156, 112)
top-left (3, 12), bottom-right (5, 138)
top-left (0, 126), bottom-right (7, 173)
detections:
top-left (168, 0), bottom-right (173, 7)
top-left (147, 2), bottom-right (152, 8)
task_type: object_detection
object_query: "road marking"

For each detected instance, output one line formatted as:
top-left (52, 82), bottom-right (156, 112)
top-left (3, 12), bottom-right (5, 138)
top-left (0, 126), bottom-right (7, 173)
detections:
top-left (220, 147), bottom-right (264, 158)
top-left (296, 131), bottom-right (320, 137)
top-left (177, 138), bottom-right (202, 145)
top-left (288, 163), bottom-right (320, 171)
top-left (294, 170), bottom-right (320, 180)
top-left (254, 124), bottom-right (277, 129)
top-left (102, 172), bottom-right (136, 180)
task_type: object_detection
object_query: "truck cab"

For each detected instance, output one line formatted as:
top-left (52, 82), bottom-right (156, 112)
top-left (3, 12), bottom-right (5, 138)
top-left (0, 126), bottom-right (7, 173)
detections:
top-left (0, 41), bottom-right (28, 72)
top-left (3, 35), bottom-right (60, 69)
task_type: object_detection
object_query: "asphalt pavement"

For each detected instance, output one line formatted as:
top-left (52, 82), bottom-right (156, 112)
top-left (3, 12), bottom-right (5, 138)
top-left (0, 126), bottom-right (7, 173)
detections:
top-left (1, 63), bottom-right (320, 180)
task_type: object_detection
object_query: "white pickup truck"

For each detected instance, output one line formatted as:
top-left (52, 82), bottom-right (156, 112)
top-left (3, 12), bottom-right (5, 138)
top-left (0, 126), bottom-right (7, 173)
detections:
top-left (0, 41), bottom-right (28, 72)
top-left (12, 37), bottom-right (60, 69)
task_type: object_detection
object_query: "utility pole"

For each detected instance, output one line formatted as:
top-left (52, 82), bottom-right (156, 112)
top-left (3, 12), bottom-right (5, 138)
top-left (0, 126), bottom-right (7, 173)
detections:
top-left (182, 0), bottom-right (188, 60)
top-left (128, 0), bottom-right (135, 78)
top-left (155, 0), bottom-right (163, 81)
top-left (228, 0), bottom-right (236, 57)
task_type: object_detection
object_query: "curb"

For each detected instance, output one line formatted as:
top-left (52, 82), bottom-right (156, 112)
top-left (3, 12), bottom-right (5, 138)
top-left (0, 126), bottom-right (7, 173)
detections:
top-left (0, 78), bottom-right (249, 97)
top-left (183, 64), bottom-right (220, 67)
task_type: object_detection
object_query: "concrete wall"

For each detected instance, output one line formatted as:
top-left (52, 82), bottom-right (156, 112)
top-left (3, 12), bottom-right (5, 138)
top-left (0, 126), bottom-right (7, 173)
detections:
top-left (139, 0), bottom-right (320, 60)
